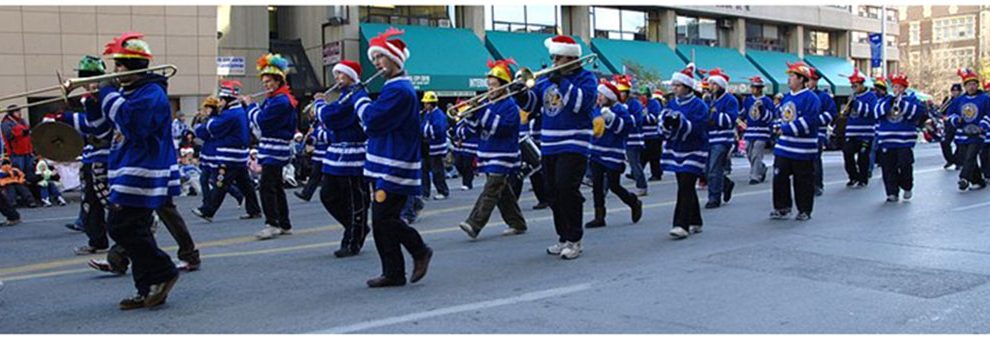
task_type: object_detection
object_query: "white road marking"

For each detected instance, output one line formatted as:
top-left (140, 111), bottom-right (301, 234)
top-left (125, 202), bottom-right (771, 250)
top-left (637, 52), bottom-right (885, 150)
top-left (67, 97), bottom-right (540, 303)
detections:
top-left (311, 283), bottom-right (594, 334)
top-left (953, 201), bottom-right (990, 212)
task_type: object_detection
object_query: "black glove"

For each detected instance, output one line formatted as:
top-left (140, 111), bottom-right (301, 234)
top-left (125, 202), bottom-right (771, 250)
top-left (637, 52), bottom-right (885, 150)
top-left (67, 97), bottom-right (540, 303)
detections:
top-left (547, 71), bottom-right (562, 85)
top-left (662, 113), bottom-right (680, 131)
top-left (508, 82), bottom-right (527, 93)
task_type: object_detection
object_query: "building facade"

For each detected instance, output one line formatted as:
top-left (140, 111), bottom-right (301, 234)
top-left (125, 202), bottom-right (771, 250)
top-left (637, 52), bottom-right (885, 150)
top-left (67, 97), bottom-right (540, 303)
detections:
top-left (898, 5), bottom-right (990, 95)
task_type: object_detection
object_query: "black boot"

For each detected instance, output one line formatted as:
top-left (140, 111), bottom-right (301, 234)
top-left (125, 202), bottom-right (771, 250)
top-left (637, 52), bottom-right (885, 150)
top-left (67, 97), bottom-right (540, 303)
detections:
top-left (630, 199), bottom-right (642, 224)
top-left (584, 207), bottom-right (607, 228)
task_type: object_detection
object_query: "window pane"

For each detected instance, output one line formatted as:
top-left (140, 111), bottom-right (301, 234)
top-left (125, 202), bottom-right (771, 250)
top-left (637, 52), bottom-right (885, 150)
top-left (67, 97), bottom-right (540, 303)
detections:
top-left (594, 7), bottom-right (620, 32)
top-left (699, 18), bottom-right (716, 40)
top-left (492, 5), bottom-right (525, 24)
top-left (621, 9), bottom-right (646, 35)
top-left (527, 5), bottom-right (557, 27)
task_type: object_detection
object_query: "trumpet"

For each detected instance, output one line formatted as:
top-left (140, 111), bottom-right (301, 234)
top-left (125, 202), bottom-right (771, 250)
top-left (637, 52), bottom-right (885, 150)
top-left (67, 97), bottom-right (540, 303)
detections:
top-left (0, 64), bottom-right (178, 113)
top-left (888, 94), bottom-right (903, 120)
top-left (448, 54), bottom-right (598, 120)
top-left (301, 69), bottom-right (386, 116)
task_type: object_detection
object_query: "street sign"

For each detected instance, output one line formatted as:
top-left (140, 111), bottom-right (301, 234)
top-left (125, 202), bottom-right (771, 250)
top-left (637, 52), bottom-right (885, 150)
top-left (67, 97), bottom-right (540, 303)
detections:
top-left (323, 41), bottom-right (342, 66)
top-left (217, 56), bottom-right (246, 76)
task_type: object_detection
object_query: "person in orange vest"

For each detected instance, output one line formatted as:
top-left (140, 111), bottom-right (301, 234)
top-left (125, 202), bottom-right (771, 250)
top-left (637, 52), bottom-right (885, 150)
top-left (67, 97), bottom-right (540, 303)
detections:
top-left (0, 158), bottom-right (37, 208)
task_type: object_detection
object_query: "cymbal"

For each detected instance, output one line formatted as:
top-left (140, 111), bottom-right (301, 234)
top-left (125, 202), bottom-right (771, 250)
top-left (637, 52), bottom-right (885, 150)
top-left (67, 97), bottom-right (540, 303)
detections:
top-left (32, 121), bottom-right (84, 162)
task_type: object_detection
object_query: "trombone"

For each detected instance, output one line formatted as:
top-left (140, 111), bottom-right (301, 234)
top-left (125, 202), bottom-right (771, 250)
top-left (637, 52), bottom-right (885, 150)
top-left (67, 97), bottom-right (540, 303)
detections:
top-left (301, 68), bottom-right (386, 115)
top-left (0, 64), bottom-right (178, 113)
top-left (447, 54), bottom-right (598, 120)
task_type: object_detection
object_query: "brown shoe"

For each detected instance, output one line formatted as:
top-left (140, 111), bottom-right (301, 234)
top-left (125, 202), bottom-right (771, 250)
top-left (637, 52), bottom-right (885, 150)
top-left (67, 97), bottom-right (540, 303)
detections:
top-left (119, 294), bottom-right (147, 310)
top-left (410, 247), bottom-right (433, 284)
top-left (366, 276), bottom-right (406, 288)
top-left (144, 274), bottom-right (179, 308)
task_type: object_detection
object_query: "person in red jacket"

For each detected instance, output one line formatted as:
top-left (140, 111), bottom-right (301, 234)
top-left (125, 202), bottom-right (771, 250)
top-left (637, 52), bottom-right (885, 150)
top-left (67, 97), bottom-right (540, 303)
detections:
top-left (2, 106), bottom-right (35, 180)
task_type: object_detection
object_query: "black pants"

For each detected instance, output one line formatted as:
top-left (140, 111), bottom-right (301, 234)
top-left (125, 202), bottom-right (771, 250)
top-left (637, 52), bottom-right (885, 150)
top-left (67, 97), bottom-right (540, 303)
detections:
top-left (878, 147), bottom-right (914, 197)
top-left (0, 186), bottom-right (19, 221)
top-left (199, 167), bottom-right (213, 209)
top-left (202, 166), bottom-right (261, 217)
top-left (941, 124), bottom-right (960, 165)
top-left (298, 160), bottom-right (324, 200)
top-left (959, 142), bottom-right (985, 185)
top-left (528, 169), bottom-right (548, 203)
top-left (773, 156), bottom-right (815, 214)
top-left (980, 144), bottom-right (990, 180)
top-left (107, 206), bottom-right (178, 296)
top-left (453, 154), bottom-right (475, 189)
top-left (813, 147), bottom-right (824, 191)
top-left (421, 154), bottom-right (449, 197)
top-left (673, 172), bottom-right (702, 230)
top-left (371, 192), bottom-right (430, 280)
top-left (543, 153), bottom-right (587, 243)
top-left (320, 174), bottom-right (370, 253)
top-left (642, 138), bottom-right (663, 178)
top-left (589, 161), bottom-right (638, 210)
top-left (107, 199), bottom-right (200, 271)
top-left (81, 163), bottom-right (108, 249)
top-left (843, 138), bottom-right (872, 184)
top-left (260, 164), bottom-right (291, 229)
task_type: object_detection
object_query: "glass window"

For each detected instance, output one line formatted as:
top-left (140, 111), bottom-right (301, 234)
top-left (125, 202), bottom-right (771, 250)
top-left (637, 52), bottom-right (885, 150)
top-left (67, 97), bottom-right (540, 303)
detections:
top-left (488, 5), bottom-right (559, 33)
top-left (590, 7), bottom-right (646, 41)
top-left (805, 30), bottom-right (832, 56)
top-left (933, 15), bottom-right (976, 43)
top-left (747, 22), bottom-right (786, 52)
top-left (361, 6), bottom-right (450, 27)
top-left (909, 22), bottom-right (920, 45)
top-left (675, 15), bottom-right (718, 46)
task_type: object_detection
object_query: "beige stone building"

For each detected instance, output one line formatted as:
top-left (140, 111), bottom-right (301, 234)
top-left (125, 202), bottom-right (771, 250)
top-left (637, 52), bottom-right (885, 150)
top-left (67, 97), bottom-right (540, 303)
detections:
top-left (897, 5), bottom-right (990, 96)
top-left (0, 6), bottom-right (217, 122)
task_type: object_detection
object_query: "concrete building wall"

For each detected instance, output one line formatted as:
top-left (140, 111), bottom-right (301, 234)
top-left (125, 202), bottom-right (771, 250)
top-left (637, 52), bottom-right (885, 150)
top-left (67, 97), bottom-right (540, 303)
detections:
top-left (217, 5), bottom-right (268, 98)
top-left (0, 6), bottom-right (217, 114)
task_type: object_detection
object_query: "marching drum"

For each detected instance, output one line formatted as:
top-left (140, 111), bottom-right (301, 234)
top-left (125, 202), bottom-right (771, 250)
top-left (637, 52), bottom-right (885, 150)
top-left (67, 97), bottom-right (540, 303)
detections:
top-left (518, 135), bottom-right (542, 179)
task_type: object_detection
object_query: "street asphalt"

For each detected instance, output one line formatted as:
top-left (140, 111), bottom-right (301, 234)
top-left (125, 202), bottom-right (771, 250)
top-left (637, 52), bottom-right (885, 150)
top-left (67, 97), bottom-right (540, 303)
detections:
top-left (2, 144), bottom-right (990, 333)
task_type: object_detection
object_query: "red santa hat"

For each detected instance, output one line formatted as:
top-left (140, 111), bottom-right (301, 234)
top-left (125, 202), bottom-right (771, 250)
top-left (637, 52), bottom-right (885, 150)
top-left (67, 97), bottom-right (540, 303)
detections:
top-left (366, 27), bottom-right (410, 70)
top-left (749, 76), bottom-right (766, 87)
top-left (706, 68), bottom-right (730, 90)
top-left (218, 79), bottom-right (242, 98)
top-left (598, 79), bottom-right (620, 102)
top-left (544, 35), bottom-right (581, 58)
top-left (888, 72), bottom-right (909, 88)
top-left (670, 63), bottom-right (696, 89)
top-left (957, 67), bottom-right (980, 85)
top-left (846, 68), bottom-right (867, 84)
top-left (332, 60), bottom-right (362, 83)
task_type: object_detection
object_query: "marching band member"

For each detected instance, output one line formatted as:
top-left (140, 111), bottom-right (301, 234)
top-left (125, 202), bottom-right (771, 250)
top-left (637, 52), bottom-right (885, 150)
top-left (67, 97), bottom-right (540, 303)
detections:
top-left (770, 62), bottom-right (822, 221)
top-left (513, 35), bottom-right (597, 258)
top-left (93, 32), bottom-right (182, 309)
top-left (313, 59), bottom-right (371, 258)
top-left (452, 103), bottom-right (478, 190)
top-left (842, 69), bottom-right (876, 188)
top-left (868, 77), bottom-right (891, 178)
top-left (741, 76), bottom-right (774, 185)
top-left (660, 63), bottom-right (708, 239)
top-left (456, 59), bottom-right (527, 240)
top-left (809, 69), bottom-right (837, 196)
top-left (939, 84), bottom-right (964, 169)
top-left (703, 68), bottom-right (738, 209)
top-left (873, 73), bottom-right (924, 202)
top-left (294, 116), bottom-right (329, 202)
top-left (584, 79), bottom-right (642, 231)
top-left (948, 68), bottom-right (990, 191)
top-left (420, 91), bottom-right (450, 200)
top-left (980, 81), bottom-right (990, 182)
top-left (191, 80), bottom-right (262, 222)
top-left (641, 87), bottom-right (666, 181)
top-left (615, 75), bottom-right (648, 196)
top-left (354, 27), bottom-right (432, 287)
top-left (244, 53), bottom-right (298, 240)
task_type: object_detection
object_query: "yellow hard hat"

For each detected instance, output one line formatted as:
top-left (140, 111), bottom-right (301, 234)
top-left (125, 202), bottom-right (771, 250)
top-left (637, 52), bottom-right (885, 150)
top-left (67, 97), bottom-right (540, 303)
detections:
top-left (421, 91), bottom-right (439, 103)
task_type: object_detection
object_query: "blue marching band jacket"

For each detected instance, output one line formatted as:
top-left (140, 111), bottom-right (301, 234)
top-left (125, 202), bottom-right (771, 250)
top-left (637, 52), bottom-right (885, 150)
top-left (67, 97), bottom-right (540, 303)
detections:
top-left (308, 123), bottom-right (328, 163)
top-left (62, 102), bottom-right (110, 165)
top-left (458, 97), bottom-right (522, 175)
top-left (247, 92), bottom-right (297, 166)
top-left (707, 92), bottom-right (739, 147)
top-left (741, 94), bottom-right (774, 143)
top-left (773, 88), bottom-right (822, 161)
top-left (845, 90), bottom-right (878, 140)
top-left (195, 102), bottom-right (251, 171)
top-left (354, 76), bottom-right (422, 196)
top-left (948, 92), bottom-right (990, 145)
top-left (314, 84), bottom-right (369, 177)
top-left (89, 74), bottom-right (181, 209)
top-left (422, 107), bottom-right (448, 157)
top-left (872, 93), bottom-right (924, 149)
top-left (814, 89), bottom-right (837, 146)
top-left (590, 103), bottom-right (632, 171)
top-left (642, 97), bottom-right (664, 141)
top-left (518, 69), bottom-right (598, 156)
top-left (453, 118), bottom-right (479, 158)
top-left (660, 93), bottom-right (710, 176)
top-left (623, 98), bottom-right (645, 150)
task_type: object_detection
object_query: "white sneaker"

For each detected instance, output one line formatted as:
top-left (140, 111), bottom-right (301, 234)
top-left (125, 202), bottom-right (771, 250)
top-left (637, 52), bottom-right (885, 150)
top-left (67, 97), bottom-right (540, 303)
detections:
top-left (689, 225), bottom-right (703, 234)
top-left (458, 223), bottom-right (479, 239)
top-left (636, 189), bottom-right (648, 197)
top-left (546, 242), bottom-right (566, 255)
top-left (669, 227), bottom-right (689, 240)
top-left (255, 226), bottom-right (285, 240)
top-left (560, 241), bottom-right (582, 260)
top-left (41, 198), bottom-right (52, 207)
top-left (432, 194), bottom-right (447, 200)
top-left (459, 185), bottom-right (470, 191)
top-left (902, 190), bottom-right (912, 200)
top-left (502, 227), bottom-right (526, 236)
top-left (886, 195), bottom-right (898, 202)
top-left (57, 196), bottom-right (67, 206)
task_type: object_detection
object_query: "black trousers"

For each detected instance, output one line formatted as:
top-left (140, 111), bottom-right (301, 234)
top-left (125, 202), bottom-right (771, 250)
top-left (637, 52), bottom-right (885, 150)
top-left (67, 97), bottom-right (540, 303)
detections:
top-left (320, 174), bottom-right (370, 253)
top-left (528, 169), bottom-right (548, 203)
top-left (421, 154), bottom-right (449, 197)
top-left (813, 147), bottom-right (824, 191)
top-left (81, 163), bottom-right (108, 249)
top-left (107, 199), bottom-right (201, 270)
top-left (259, 164), bottom-right (291, 229)
top-left (298, 160), bottom-right (324, 200)
top-left (878, 147), bottom-right (914, 197)
top-left (941, 124), bottom-right (960, 165)
top-left (959, 142), bottom-right (985, 185)
top-left (589, 161), bottom-right (637, 210)
top-left (371, 192), bottom-right (430, 280)
top-left (0, 186), bottom-right (19, 221)
top-left (642, 138), bottom-right (663, 178)
top-left (542, 153), bottom-right (587, 243)
top-left (202, 166), bottom-right (261, 217)
top-left (453, 154), bottom-right (475, 189)
top-left (106, 206), bottom-right (178, 296)
top-left (843, 138), bottom-right (872, 184)
top-left (673, 172), bottom-right (702, 230)
top-left (773, 156), bottom-right (815, 214)
top-left (980, 144), bottom-right (990, 180)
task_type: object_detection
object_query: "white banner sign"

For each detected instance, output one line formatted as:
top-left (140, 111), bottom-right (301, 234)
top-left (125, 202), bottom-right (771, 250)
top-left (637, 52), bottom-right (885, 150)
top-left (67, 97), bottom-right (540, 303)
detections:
top-left (217, 56), bottom-right (246, 76)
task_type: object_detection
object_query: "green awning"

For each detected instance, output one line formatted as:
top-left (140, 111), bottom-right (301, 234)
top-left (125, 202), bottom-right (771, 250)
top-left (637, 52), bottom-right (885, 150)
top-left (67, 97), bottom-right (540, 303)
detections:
top-left (590, 38), bottom-right (684, 88)
top-left (484, 30), bottom-right (614, 77)
top-left (803, 55), bottom-right (857, 96)
top-left (359, 23), bottom-right (492, 95)
top-left (675, 44), bottom-right (766, 94)
top-left (745, 50), bottom-right (802, 95)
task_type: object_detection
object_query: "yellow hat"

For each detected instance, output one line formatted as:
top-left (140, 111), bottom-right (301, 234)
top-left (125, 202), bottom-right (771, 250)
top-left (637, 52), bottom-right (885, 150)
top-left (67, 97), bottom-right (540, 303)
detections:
top-left (486, 59), bottom-right (517, 84)
top-left (421, 91), bottom-right (438, 103)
